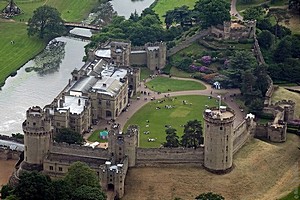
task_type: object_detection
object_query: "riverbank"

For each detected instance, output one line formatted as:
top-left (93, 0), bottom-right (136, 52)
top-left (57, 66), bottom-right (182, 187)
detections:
top-left (0, 159), bottom-right (16, 188)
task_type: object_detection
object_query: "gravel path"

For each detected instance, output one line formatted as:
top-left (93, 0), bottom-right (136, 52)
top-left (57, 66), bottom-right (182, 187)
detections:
top-left (85, 76), bottom-right (245, 139)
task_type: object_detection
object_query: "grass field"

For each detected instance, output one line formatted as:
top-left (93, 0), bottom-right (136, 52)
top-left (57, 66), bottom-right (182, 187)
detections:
top-left (87, 129), bottom-right (108, 143)
top-left (272, 87), bottom-right (300, 117)
top-left (152, 0), bottom-right (197, 22)
top-left (0, 0), bottom-right (98, 87)
top-left (145, 77), bottom-right (205, 92)
top-left (123, 134), bottom-right (300, 199)
top-left (124, 95), bottom-right (219, 148)
top-left (140, 67), bottom-right (152, 81)
top-left (0, 21), bottom-right (45, 87)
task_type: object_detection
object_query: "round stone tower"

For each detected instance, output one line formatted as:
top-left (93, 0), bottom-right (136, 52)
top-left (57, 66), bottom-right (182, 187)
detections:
top-left (22, 106), bottom-right (52, 171)
top-left (203, 106), bottom-right (235, 173)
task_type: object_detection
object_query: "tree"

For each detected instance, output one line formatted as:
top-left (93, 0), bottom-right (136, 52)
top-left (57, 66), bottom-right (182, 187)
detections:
top-left (28, 5), bottom-right (66, 39)
top-left (194, 0), bottom-right (230, 28)
top-left (243, 6), bottom-right (265, 21)
top-left (72, 185), bottom-right (106, 200)
top-left (64, 162), bottom-right (100, 191)
top-left (181, 120), bottom-right (203, 148)
top-left (64, 162), bottom-right (106, 200)
top-left (195, 192), bottom-right (225, 200)
top-left (267, 8), bottom-right (290, 39)
top-left (257, 30), bottom-right (275, 49)
top-left (289, 0), bottom-right (300, 14)
top-left (14, 171), bottom-right (53, 200)
top-left (163, 128), bottom-right (180, 147)
top-left (51, 179), bottom-right (71, 200)
top-left (1, 184), bottom-right (14, 199)
top-left (225, 51), bottom-right (257, 87)
top-left (54, 127), bottom-right (84, 144)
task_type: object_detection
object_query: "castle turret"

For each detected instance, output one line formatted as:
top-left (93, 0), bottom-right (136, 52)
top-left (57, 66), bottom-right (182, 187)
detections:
top-left (223, 21), bottom-right (231, 39)
top-left (203, 106), bottom-right (235, 173)
top-left (22, 106), bottom-right (53, 170)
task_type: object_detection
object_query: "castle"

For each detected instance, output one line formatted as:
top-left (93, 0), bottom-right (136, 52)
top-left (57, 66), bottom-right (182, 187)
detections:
top-left (211, 20), bottom-right (257, 40)
top-left (8, 36), bottom-right (296, 199)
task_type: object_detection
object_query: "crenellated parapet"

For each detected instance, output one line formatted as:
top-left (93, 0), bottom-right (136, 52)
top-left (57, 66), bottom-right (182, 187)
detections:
top-left (203, 107), bottom-right (236, 125)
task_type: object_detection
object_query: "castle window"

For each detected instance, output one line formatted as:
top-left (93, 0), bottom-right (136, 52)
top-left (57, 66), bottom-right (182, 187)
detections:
top-left (226, 156), bottom-right (228, 162)
top-left (119, 147), bottom-right (122, 150)
top-left (220, 127), bottom-right (223, 130)
top-left (57, 122), bottom-right (60, 126)
top-left (226, 146), bottom-right (228, 152)
top-left (227, 135), bottom-right (229, 141)
top-left (98, 100), bottom-right (101, 105)
top-left (49, 166), bottom-right (53, 171)
top-left (59, 167), bottom-right (62, 171)
top-left (106, 100), bottom-right (111, 107)
top-left (110, 179), bottom-right (112, 182)
top-left (207, 125), bottom-right (209, 128)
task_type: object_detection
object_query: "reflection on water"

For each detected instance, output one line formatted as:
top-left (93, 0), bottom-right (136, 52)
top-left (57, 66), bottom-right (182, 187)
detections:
top-left (111, 0), bottom-right (155, 19)
top-left (0, 37), bottom-right (88, 136)
top-left (26, 39), bottom-right (66, 75)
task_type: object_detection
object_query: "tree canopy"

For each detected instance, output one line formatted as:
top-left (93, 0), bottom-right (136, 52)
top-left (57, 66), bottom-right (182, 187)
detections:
top-left (163, 127), bottom-right (180, 147)
top-left (2, 162), bottom-right (106, 200)
top-left (28, 5), bottom-right (66, 39)
top-left (194, 0), bottom-right (231, 28)
top-left (181, 119), bottom-right (203, 148)
top-left (64, 161), bottom-right (100, 191)
top-left (195, 192), bottom-right (225, 200)
top-left (54, 127), bottom-right (84, 144)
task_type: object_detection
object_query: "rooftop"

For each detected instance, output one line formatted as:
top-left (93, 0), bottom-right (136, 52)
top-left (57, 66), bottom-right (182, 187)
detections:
top-left (57, 95), bottom-right (88, 114)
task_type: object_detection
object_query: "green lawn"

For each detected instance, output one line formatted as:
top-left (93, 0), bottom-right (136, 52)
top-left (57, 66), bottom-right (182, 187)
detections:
top-left (140, 67), bottom-right (152, 81)
top-left (87, 129), bottom-right (108, 143)
top-left (280, 186), bottom-right (300, 200)
top-left (152, 0), bottom-right (197, 22)
top-left (170, 67), bottom-right (193, 78)
top-left (124, 95), bottom-right (219, 148)
top-left (0, 22), bottom-right (45, 87)
top-left (0, 0), bottom-right (99, 87)
top-left (145, 77), bottom-right (206, 92)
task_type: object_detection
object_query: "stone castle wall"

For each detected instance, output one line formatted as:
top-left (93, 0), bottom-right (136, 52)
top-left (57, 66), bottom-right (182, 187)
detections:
top-left (50, 142), bottom-right (109, 159)
top-left (233, 120), bottom-right (252, 154)
top-left (136, 147), bottom-right (204, 166)
top-left (0, 148), bottom-right (21, 160)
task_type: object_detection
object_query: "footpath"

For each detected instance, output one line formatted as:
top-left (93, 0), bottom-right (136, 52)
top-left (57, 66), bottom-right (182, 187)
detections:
top-left (85, 75), bottom-right (245, 140)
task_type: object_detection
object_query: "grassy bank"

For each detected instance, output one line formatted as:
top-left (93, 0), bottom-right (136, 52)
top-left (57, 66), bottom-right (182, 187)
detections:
top-left (0, 0), bottom-right (99, 87)
top-left (145, 77), bottom-right (206, 92)
top-left (152, 0), bottom-right (197, 22)
top-left (0, 21), bottom-right (45, 87)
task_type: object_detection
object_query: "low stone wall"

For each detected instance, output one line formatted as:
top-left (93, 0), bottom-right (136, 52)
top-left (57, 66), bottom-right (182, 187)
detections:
top-left (0, 148), bottom-right (21, 160)
top-left (255, 124), bottom-right (268, 139)
top-left (50, 142), bottom-right (109, 159)
top-left (136, 147), bottom-right (204, 166)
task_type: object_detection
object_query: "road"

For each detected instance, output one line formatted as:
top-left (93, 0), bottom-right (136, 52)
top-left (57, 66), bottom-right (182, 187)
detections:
top-left (230, 0), bottom-right (243, 20)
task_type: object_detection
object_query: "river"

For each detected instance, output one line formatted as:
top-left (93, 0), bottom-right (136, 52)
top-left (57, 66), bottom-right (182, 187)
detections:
top-left (0, 0), bottom-right (155, 137)
top-left (111, 0), bottom-right (155, 19)
top-left (0, 37), bottom-right (89, 136)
